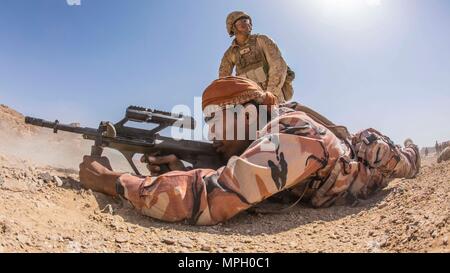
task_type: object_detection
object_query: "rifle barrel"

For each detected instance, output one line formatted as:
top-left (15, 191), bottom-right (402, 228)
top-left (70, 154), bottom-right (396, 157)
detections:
top-left (24, 117), bottom-right (98, 136)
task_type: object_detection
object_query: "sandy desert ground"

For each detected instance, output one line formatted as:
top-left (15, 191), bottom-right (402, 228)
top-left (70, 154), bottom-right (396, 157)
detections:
top-left (0, 104), bottom-right (448, 253)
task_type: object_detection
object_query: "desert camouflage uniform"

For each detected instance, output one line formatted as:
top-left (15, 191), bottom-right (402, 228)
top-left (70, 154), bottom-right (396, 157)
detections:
top-left (116, 102), bottom-right (420, 225)
top-left (437, 147), bottom-right (450, 163)
top-left (219, 34), bottom-right (293, 103)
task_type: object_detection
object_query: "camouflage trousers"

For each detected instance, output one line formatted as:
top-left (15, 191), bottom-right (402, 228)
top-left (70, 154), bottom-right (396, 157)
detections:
top-left (118, 110), bottom-right (420, 225)
top-left (305, 127), bottom-right (419, 208)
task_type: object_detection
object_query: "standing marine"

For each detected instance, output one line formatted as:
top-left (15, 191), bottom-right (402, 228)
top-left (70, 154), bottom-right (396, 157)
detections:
top-left (218, 11), bottom-right (295, 103)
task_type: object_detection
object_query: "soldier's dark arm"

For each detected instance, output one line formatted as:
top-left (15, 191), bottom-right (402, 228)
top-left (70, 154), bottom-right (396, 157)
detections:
top-left (218, 47), bottom-right (235, 77)
top-left (257, 35), bottom-right (288, 101)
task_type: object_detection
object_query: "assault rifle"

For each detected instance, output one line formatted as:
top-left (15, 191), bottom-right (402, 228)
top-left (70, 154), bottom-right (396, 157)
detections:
top-left (25, 106), bottom-right (223, 175)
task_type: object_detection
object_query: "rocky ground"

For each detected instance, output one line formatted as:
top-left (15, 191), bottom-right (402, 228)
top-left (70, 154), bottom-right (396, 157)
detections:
top-left (0, 104), bottom-right (448, 253)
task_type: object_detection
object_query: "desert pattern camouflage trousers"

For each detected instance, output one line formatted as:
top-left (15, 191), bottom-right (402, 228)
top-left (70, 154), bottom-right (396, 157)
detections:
top-left (118, 110), bottom-right (420, 225)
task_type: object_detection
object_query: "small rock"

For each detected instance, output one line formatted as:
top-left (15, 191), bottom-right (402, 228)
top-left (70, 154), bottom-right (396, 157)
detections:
top-left (196, 238), bottom-right (206, 245)
top-left (430, 230), bottom-right (439, 238)
top-left (442, 236), bottom-right (448, 246)
top-left (242, 238), bottom-right (253, 243)
top-left (367, 240), bottom-right (381, 253)
top-left (110, 222), bottom-right (122, 230)
top-left (0, 220), bottom-right (12, 234)
top-left (180, 241), bottom-right (193, 249)
top-left (289, 242), bottom-right (298, 248)
top-left (127, 226), bottom-right (136, 233)
top-left (224, 228), bottom-right (231, 232)
top-left (66, 241), bottom-right (81, 253)
top-left (115, 234), bottom-right (129, 243)
top-left (201, 245), bottom-right (212, 251)
top-left (101, 204), bottom-right (114, 214)
top-left (63, 235), bottom-right (74, 241)
top-left (53, 176), bottom-right (63, 187)
top-left (218, 243), bottom-right (228, 249)
top-left (435, 219), bottom-right (446, 228)
top-left (39, 172), bottom-right (53, 183)
top-left (16, 234), bottom-right (30, 245)
top-left (379, 236), bottom-right (388, 247)
top-left (224, 247), bottom-right (234, 252)
top-left (377, 202), bottom-right (388, 209)
top-left (161, 238), bottom-right (176, 245)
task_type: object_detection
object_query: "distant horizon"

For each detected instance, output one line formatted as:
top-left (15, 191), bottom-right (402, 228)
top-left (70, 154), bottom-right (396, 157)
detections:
top-left (1, 0), bottom-right (449, 147)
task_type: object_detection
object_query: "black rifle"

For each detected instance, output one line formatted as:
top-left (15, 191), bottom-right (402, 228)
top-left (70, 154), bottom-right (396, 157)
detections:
top-left (25, 106), bottom-right (223, 175)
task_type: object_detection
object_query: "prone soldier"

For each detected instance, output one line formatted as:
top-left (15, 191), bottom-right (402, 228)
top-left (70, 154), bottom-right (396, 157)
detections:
top-left (79, 76), bottom-right (421, 225)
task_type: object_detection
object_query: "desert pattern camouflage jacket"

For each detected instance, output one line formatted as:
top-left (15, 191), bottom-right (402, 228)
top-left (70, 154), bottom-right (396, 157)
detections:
top-left (118, 104), bottom-right (419, 225)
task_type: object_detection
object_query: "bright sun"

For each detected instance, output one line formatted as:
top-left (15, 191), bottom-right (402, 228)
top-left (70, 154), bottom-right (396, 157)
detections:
top-left (312, 0), bottom-right (382, 20)
top-left (321, 0), bottom-right (380, 11)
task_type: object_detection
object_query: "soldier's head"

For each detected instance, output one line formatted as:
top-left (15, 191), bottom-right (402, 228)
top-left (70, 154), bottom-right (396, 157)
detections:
top-left (202, 76), bottom-right (277, 159)
top-left (226, 11), bottom-right (252, 37)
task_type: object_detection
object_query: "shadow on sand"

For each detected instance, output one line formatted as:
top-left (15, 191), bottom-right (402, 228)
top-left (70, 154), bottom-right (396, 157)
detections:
top-left (61, 175), bottom-right (392, 236)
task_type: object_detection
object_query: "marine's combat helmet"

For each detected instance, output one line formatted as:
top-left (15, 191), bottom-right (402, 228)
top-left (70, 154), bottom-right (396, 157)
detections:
top-left (226, 11), bottom-right (252, 37)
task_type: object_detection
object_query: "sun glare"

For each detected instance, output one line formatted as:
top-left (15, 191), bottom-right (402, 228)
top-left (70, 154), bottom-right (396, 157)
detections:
top-left (310, 0), bottom-right (382, 22)
top-left (318, 0), bottom-right (381, 13)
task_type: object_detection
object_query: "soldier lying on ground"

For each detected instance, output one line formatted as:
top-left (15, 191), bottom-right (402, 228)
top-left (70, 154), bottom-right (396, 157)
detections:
top-left (79, 76), bottom-right (421, 225)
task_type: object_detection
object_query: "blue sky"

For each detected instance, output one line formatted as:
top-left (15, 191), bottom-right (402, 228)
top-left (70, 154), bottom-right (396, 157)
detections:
top-left (0, 0), bottom-right (449, 147)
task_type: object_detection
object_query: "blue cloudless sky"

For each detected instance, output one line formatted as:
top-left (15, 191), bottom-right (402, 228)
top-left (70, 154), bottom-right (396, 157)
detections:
top-left (0, 0), bottom-right (449, 147)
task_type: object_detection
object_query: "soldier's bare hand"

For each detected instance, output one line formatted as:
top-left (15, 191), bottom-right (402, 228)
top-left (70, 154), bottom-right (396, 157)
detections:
top-left (140, 153), bottom-right (186, 176)
top-left (79, 155), bottom-right (121, 196)
top-left (212, 140), bottom-right (226, 153)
